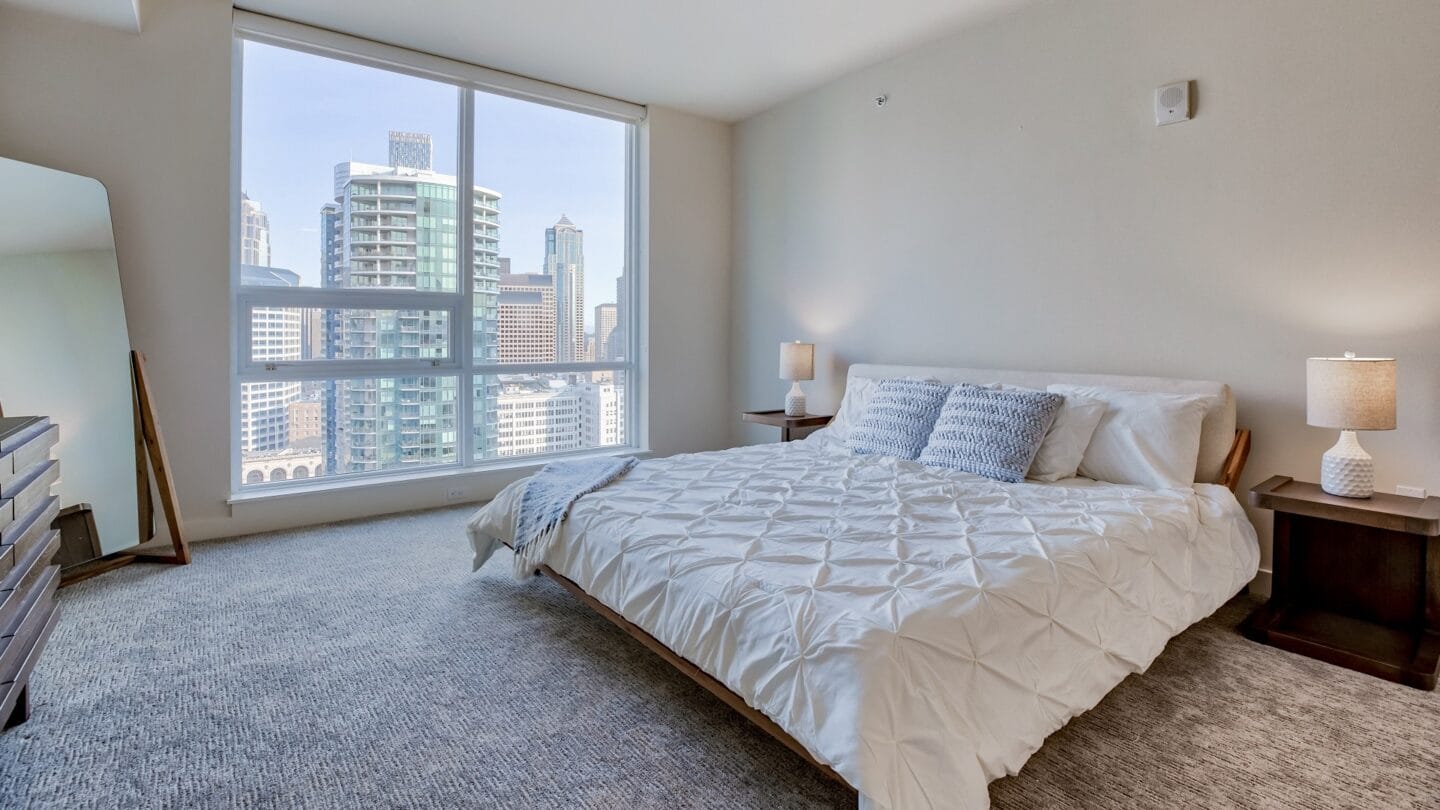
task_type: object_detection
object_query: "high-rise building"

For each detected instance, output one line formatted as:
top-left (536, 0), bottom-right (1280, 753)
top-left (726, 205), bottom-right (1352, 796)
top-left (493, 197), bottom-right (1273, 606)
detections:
top-left (494, 378), bottom-right (584, 457)
top-left (387, 131), bottom-right (433, 171)
top-left (594, 302), bottom-right (617, 361)
top-left (286, 400), bottom-right (323, 445)
top-left (493, 378), bottom-right (623, 457)
top-left (609, 273), bottom-right (627, 362)
top-left (544, 215), bottom-right (585, 362)
top-left (240, 263), bottom-right (302, 453)
top-left (323, 146), bottom-right (501, 474)
top-left (318, 201), bottom-right (344, 474)
top-left (578, 381), bottom-right (624, 447)
top-left (240, 193), bottom-right (271, 267)
top-left (238, 194), bottom-right (302, 456)
top-left (297, 308), bottom-right (327, 362)
top-left (498, 273), bottom-right (556, 363)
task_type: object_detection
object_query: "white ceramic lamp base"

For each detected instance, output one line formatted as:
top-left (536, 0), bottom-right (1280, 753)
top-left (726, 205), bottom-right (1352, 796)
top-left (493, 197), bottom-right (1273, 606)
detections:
top-left (785, 382), bottom-right (807, 417)
top-left (1320, 430), bottom-right (1374, 498)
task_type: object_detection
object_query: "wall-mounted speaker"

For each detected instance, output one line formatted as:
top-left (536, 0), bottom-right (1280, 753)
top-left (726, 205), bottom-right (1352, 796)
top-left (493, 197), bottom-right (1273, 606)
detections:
top-left (1155, 81), bottom-right (1192, 126)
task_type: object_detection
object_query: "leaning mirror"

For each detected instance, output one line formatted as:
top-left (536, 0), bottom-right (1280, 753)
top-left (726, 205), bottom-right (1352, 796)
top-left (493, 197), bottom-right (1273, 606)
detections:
top-left (0, 156), bottom-right (186, 580)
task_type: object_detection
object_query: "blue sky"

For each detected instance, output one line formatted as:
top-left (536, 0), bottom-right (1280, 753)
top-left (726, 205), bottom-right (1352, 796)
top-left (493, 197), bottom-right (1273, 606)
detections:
top-left (241, 42), bottom-right (627, 330)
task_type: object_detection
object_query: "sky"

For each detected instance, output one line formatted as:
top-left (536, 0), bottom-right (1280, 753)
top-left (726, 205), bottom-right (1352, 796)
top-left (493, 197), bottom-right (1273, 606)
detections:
top-left (241, 42), bottom-right (627, 330)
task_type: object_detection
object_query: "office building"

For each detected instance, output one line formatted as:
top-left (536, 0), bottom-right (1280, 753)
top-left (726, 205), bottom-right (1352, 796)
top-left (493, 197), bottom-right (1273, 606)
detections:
top-left (239, 262), bottom-right (302, 454)
top-left (594, 302), bottom-right (617, 361)
top-left (498, 273), bottom-right (556, 363)
top-left (544, 215), bottom-right (585, 362)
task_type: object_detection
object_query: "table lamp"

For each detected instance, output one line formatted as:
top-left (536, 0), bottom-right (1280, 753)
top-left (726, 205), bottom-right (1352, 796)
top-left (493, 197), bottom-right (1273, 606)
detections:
top-left (779, 341), bottom-right (815, 417)
top-left (1306, 352), bottom-right (1396, 498)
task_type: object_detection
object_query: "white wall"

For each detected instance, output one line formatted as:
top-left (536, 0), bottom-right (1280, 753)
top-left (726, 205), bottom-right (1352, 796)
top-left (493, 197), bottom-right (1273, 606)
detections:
top-left (0, 250), bottom-right (140, 554)
top-left (643, 107), bottom-right (734, 457)
top-left (0, 0), bottom-right (733, 539)
top-left (732, 0), bottom-right (1440, 583)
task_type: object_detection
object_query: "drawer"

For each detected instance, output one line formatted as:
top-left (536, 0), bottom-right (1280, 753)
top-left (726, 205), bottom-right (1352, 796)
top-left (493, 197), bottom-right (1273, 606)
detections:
top-left (0, 599), bottom-right (60, 726)
top-left (0, 425), bottom-right (59, 490)
top-left (0, 418), bottom-right (51, 456)
top-left (0, 460), bottom-right (59, 519)
top-left (1, 495), bottom-right (59, 553)
top-left (0, 564), bottom-right (59, 682)
top-left (0, 531), bottom-right (60, 633)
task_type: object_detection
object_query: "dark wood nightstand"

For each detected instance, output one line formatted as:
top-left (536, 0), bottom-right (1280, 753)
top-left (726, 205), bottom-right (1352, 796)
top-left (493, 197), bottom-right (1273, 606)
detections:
top-left (741, 410), bottom-right (832, 442)
top-left (1242, 475), bottom-right (1440, 690)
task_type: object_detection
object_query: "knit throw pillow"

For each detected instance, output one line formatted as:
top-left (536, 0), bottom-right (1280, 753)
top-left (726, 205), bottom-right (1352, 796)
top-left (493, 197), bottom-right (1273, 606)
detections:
top-left (846, 378), bottom-right (952, 460)
top-left (918, 384), bottom-right (1064, 483)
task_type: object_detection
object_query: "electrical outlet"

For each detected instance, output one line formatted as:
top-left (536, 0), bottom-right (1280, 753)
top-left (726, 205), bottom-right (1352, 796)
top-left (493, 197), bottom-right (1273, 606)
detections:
top-left (445, 487), bottom-right (469, 502)
top-left (1396, 484), bottom-right (1427, 499)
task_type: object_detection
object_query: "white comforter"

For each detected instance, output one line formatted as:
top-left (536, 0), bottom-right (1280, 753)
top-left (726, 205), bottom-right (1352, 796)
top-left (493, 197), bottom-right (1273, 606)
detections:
top-left (467, 440), bottom-right (1258, 809)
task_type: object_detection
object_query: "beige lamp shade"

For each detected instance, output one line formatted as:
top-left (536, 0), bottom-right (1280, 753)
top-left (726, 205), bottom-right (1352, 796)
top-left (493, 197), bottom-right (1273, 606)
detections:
top-left (1306, 354), bottom-right (1396, 430)
top-left (779, 341), bottom-right (814, 381)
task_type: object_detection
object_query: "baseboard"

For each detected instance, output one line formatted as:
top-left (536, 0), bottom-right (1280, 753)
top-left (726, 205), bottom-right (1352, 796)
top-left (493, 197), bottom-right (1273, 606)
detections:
top-left (1249, 568), bottom-right (1272, 598)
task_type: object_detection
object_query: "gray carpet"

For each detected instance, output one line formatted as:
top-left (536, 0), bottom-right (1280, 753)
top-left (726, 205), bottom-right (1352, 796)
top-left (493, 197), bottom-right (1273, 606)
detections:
top-left (0, 507), bottom-right (1435, 809)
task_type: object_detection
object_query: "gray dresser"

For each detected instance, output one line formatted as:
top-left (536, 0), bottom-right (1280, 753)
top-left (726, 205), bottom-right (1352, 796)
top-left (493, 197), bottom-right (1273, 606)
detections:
top-left (0, 416), bottom-right (63, 730)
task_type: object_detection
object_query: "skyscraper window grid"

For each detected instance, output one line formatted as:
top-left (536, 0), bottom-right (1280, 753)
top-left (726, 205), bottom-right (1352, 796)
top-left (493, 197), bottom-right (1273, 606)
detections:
top-left (232, 29), bottom-right (640, 493)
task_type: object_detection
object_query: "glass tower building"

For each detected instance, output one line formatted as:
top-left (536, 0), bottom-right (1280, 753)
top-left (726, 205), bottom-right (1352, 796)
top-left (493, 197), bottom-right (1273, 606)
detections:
top-left (544, 215), bottom-right (585, 363)
top-left (322, 155), bottom-right (502, 474)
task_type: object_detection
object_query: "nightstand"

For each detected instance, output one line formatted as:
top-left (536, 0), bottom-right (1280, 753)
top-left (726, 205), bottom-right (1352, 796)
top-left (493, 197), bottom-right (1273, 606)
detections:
top-left (1242, 475), bottom-right (1440, 690)
top-left (741, 410), bottom-right (832, 442)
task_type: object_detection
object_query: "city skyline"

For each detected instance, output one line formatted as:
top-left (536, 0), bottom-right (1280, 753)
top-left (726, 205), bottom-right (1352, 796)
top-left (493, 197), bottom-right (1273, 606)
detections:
top-left (240, 40), bottom-right (626, 332)
top-left (238, 144), bottom-right (625, 484)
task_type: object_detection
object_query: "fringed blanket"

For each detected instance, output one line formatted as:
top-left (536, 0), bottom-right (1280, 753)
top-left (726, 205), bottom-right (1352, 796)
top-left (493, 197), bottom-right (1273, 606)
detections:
top-left (512, 456), bottom-right (636, 577)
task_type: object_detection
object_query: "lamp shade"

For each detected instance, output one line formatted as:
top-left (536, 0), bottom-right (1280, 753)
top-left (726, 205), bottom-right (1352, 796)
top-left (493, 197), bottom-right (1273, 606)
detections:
top-left (779, 341), bottom-right (814, 382)
top-left (1306, 354), bottom-right (1396, 430)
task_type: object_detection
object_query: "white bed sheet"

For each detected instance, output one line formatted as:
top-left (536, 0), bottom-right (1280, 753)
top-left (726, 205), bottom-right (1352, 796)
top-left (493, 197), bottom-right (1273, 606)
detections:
top-left (467, 439), bottom-right (1258, 809)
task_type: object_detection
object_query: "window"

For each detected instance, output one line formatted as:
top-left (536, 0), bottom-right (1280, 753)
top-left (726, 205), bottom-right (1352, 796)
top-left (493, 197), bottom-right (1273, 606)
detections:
top-left (232, 16), bottom-right (642, 492)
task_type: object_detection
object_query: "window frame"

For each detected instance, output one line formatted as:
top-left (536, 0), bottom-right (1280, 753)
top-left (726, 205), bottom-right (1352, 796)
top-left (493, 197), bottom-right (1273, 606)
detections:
top-left (230, 12), bottom-right (646, 495)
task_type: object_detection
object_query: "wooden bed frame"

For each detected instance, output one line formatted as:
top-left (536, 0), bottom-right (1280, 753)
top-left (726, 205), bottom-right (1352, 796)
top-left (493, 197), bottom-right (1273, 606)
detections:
top-left (535, 428), bottom-right (1252, 793)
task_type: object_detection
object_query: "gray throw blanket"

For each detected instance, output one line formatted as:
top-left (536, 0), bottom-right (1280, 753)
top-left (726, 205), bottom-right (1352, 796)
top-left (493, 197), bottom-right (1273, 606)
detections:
top-left (512, 456), bottom-right (636, 577)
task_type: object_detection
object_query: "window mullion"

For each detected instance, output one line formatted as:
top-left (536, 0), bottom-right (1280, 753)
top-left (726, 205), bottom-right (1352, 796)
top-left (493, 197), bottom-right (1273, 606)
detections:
top-left (625, 123), bottom-right (642, 451)
top-left (457, 88), bottom-right (477, 467)
top-left (470, 361), bottom-right (630, 376)
top-left (237, 287), bottom-right (461, 310)
top-left (238, 358), bottom-right (460, 383)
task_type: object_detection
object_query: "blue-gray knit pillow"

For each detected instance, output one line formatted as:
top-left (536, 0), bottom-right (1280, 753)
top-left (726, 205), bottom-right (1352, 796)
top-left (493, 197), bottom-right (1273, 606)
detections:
top-left (846, 378), bottom-right (951, 460)
top-left (918, 384), bottom-right (1064, 482)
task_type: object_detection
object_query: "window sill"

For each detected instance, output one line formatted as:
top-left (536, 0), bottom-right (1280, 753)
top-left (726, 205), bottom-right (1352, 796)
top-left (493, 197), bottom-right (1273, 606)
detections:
top-left (227, 445), bottom-right (652, 506)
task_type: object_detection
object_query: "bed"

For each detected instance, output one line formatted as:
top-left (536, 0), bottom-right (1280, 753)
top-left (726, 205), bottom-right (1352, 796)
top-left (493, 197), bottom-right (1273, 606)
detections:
top-left (467, 364), bottom-right (1260, 809)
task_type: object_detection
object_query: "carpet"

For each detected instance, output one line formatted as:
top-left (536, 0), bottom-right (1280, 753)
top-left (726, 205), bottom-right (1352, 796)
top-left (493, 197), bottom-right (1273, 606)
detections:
top-left (0, 506), bottom-right (1435, 808)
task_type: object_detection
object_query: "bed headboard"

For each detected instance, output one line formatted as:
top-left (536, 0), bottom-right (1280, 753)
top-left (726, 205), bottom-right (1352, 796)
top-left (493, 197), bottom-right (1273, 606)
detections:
top-left (844, 363), bottom-right (1238, 484)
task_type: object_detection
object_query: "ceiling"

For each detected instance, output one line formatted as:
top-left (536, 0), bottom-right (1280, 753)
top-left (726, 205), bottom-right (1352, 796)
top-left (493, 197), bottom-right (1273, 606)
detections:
top-left (0, 158), bottom-right (116, 256)
top-left (0, 0), bottom-right (141, 32)
top-left (236, 0), bottom-right (1034, 121)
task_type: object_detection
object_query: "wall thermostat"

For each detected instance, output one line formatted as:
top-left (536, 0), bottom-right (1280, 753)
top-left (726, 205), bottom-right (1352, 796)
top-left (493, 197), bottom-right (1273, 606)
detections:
top-left (1155, 81), bottom-right (1191, 126)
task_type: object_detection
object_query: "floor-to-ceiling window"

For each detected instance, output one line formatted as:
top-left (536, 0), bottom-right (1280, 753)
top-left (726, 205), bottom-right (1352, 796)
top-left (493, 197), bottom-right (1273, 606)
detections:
top-left (232, 15), bottom-right (641, 492)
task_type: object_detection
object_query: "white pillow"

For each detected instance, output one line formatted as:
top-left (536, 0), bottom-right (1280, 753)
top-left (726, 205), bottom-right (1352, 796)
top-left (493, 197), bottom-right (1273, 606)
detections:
top-left (1047, 385), bottom-right (1212, 489)
top-left (1026, 394), bottom-right (1106, 482)
top-left (825, 375), bottom-right (879, 441)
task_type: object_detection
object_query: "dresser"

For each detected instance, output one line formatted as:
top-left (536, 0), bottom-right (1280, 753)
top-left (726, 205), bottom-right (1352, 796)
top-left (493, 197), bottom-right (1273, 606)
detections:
top-left (0, 416), bottom-right (63, 729)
